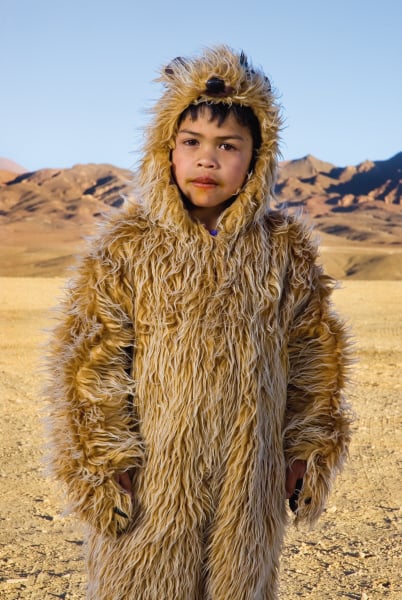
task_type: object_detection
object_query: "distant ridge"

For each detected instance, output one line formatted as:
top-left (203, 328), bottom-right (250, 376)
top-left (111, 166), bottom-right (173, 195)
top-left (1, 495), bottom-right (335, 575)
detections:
top-left (273, 153), bottom-right (402, 259)
top-left (0, 163), bottom-right (132, 222)
top-left (0, 157), bottom-right (27, 174)
top-left (0, 157), bottom-right (28, 184)
top-left (279, 154), bottom-right (335, 179)
top-left (0, 153), bottom-right (401, 278)
top-left (276, 152), bottom-right (401, 219)
top-left (277, 152), bottom-right (402, 207)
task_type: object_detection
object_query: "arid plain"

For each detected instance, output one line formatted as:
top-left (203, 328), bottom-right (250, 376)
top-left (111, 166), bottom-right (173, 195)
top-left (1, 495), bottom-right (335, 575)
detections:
top-left (0, 157), bottom-right (401, 598)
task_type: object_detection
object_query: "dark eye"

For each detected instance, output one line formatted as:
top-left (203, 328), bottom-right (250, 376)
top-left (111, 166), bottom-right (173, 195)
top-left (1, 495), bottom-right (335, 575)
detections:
top-left (183, 138), bottom-right (198, 146)
top-left (220, 143), bottom-right (236, 151)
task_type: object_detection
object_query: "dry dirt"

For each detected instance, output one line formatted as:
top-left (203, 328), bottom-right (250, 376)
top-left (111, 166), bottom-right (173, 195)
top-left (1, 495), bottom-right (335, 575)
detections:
top-left (0, 278), bottom-right (401, 599)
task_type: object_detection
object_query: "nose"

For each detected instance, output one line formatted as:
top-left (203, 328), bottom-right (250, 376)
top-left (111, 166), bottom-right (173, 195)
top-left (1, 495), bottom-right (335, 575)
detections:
top-left (197, 147), bottom-right (218, 168)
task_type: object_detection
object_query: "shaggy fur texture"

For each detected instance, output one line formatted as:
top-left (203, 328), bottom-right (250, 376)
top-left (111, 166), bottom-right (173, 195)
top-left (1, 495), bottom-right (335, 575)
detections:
top-left (45, 46), bottom-right (353, 599)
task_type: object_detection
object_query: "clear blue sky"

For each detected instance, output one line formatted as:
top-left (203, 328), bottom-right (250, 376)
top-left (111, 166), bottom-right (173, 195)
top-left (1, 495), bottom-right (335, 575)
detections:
top-left (1, 0), bottom-right (401, 171)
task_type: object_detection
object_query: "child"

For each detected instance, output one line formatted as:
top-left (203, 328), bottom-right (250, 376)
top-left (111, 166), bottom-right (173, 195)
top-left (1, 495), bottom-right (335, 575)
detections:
top-left (46, 46), bottom-right (352, 599)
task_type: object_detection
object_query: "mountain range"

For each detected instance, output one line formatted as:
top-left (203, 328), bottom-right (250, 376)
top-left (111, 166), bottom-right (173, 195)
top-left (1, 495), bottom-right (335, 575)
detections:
top-left (0, 153), bottom-right (401, 278)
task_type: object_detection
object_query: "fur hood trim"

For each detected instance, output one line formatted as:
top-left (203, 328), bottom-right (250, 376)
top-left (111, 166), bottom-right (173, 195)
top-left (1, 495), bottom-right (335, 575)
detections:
top-left (135, 45), bottom-right (282, 236)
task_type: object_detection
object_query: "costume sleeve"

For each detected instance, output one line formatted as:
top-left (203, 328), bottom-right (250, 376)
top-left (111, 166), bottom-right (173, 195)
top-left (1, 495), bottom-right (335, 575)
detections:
top-left (45, 242), bottom-right (143, 537)
top-left (283, 239), bottom-right (353, 526)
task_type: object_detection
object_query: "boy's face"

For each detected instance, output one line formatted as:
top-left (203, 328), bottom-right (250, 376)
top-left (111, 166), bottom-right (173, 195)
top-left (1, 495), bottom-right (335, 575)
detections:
top-left (171, 108), bottom-right (253, 213)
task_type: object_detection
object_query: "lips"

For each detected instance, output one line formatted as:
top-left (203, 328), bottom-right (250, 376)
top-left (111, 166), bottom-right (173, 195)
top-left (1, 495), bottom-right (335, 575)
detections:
top-left (191, 177), bottom-right (218, 187)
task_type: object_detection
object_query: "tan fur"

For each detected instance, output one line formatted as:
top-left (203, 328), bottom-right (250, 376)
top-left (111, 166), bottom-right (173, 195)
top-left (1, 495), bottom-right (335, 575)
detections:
top-left (45, 46), bottom-right (353, 599)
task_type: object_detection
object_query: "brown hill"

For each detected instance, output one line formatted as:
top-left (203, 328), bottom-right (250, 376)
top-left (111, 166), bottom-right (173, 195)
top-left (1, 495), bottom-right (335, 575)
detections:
top-left (0, 171), bottom-right (20, 185)
top-left (279, 155), bottom-right (335, 179)
top-left (277, 152), bottom-right (402, 205)
top-left (276, 152), bottom-right (402, 245)
top-left (0, 164), bottom-right (133, 277)
top-left (0, 163), bottom-right (131, 223)
top-left (0, 156), bottom-right (401, 278)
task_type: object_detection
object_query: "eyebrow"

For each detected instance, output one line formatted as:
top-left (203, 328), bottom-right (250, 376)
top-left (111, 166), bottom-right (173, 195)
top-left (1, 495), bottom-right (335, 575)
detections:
top-left (177, 129), bottom-right (246, 141)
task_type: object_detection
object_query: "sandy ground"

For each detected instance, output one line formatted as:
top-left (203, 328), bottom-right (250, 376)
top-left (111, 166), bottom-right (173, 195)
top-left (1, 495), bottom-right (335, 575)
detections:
top-left (0, 277), bottom-right (401, 599)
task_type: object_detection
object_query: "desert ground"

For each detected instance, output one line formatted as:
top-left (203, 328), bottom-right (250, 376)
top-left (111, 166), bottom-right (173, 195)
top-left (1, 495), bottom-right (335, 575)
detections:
top-left (0, 277), bottom-right (401, 599)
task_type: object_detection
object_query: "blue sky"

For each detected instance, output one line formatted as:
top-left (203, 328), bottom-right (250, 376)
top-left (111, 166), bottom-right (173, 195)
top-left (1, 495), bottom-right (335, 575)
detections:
top-left (1, 0), bottom-right (401, 171)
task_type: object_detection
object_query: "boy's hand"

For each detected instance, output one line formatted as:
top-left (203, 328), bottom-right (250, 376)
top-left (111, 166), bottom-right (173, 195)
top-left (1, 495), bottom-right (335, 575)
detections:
top-left (285, 459), bottom-right (307, 499)
top-left (114, 470), bottom-right (134, 502)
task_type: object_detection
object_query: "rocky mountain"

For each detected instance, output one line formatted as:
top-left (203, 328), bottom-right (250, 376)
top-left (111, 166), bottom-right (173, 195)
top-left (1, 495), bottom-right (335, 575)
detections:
top-left (277, 152), bottom-right (402, 208)
top-left (275, 152), bottom-right (402, 244)
top-left (0, 163), bottom-right (132, 222)
top-left (0, 154), bottom-right (401, 278)
top-left (2, 153), bottom-right (401, 223)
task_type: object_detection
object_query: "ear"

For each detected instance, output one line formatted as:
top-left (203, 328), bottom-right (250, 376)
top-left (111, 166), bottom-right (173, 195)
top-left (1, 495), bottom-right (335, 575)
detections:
top-left (163, 56), bottom-right (191, 80)
top-left (239, 50), bottom-right (249, 68)
top-left (239, 50), bottom-right (271, 92)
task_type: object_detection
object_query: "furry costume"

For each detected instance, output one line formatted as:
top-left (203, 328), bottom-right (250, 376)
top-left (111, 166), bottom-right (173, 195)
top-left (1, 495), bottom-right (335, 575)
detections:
top-left (46, 46), bottom-right (352, 599)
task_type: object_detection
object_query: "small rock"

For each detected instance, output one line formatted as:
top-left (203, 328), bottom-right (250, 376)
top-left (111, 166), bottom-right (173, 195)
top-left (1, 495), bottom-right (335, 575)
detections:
top-left (6, 578), bottom-right (27, 584)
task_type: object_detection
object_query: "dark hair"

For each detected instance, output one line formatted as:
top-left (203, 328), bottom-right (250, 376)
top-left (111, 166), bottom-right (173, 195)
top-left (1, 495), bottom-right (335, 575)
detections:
top-left (177, 102), bottom-right (262, 170)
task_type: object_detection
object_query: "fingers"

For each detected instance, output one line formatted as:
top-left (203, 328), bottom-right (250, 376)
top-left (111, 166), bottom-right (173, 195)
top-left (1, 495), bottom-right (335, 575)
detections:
top-left (285, 468), bottom-right (299, 499)
top-left (114, 471), bottom-right (134, 501)
top-left (285, 459), bottom-right (307, 498)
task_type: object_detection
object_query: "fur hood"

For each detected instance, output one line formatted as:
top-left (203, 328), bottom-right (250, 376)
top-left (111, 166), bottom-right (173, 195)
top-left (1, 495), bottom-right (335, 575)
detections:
top-left (135, 45), bottom-right (282, 236)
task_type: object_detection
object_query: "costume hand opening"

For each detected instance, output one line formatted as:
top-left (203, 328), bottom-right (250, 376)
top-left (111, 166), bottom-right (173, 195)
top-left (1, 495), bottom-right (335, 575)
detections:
top-left (285, 459), bottom-right (307, 499)
top-left (114, 470), bottom-right (134, 502)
